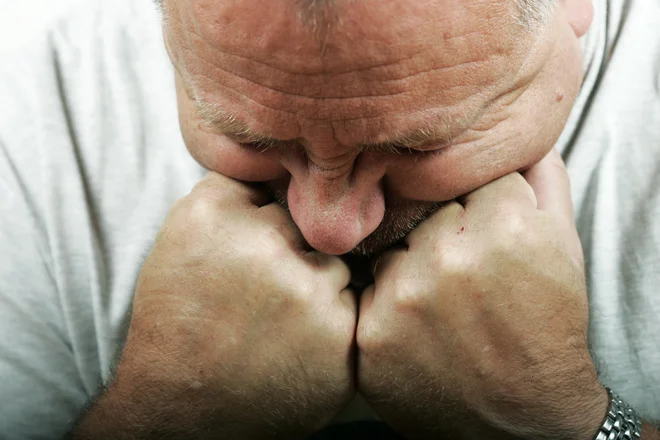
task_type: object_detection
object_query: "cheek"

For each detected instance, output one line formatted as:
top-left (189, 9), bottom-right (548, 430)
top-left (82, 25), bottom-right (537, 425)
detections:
top-left (385, 141), bottom-right (549, 202)
top-left (180, 117), bottom-right (288, 182)
top-left (176, 73), bottom-right (288, 182)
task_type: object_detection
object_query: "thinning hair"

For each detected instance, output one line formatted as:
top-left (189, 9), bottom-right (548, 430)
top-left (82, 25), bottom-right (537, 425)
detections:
top-left (154, 0), bottom-right (556, 30)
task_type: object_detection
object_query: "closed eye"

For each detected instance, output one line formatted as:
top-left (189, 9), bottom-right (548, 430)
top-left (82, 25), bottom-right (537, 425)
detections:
top-left (239, 138), bottom-right (448, 156)
top-left (360, 143), bottom-right (447, 156)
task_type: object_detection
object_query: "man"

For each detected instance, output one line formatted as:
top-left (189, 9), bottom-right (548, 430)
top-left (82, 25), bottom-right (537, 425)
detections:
top-left (0, 0), bottom-right (658, 438)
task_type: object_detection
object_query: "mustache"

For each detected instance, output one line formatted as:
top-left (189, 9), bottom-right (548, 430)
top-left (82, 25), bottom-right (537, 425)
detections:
top-left (263, 183), bottom-right (445, 257)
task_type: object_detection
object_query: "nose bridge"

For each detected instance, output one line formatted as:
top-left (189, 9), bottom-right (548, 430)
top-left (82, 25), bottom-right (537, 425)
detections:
top-left (282, 144), bottom-right (387, 255)
top-left (306, 149), bottom-right (359, 183)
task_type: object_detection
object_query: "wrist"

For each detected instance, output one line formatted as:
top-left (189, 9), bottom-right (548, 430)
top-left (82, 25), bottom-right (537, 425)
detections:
top-left (494, 381), bottom-right (609, 440)
top-left (593, 389), bottom-right (648, 440)
top-left (578, 385), bottom-right (611, 440)
top-left (642, 423), bottom-right (660, 440)
top-left (70, 350), bottom-right (216, 439)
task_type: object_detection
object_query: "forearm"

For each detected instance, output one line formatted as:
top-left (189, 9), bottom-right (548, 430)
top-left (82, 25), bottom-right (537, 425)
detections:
top-left (67, 353), bottom-right (231, 440)
top-left (68, 378), bottom-right (213, 440)
top-left (67, 351), bottom-right (310, 440)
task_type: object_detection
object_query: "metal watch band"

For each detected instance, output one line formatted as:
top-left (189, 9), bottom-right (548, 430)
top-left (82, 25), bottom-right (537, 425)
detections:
top-left (594, 388), bottom-right (643, 440)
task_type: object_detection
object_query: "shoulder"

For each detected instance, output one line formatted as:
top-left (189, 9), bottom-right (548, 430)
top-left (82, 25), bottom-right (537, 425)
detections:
top-left (0, 0), bottom-right (179, 207)
top-left (0, 0), bottom-right (168, 161)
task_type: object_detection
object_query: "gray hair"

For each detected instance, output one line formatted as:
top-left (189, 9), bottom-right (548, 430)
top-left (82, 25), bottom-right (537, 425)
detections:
top-left (153, 0), bottom-right (556, 31)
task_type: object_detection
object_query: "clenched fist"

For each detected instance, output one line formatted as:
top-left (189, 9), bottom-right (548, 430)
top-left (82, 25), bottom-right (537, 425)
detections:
top-left (73, 173), bottom-right (357, 440)
top-left (356, 150), bottom-right (608, 440)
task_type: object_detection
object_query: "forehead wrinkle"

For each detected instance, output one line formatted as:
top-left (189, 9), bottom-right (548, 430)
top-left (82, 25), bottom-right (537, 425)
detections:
top-left (172, 24), bottom-right (517, 120)
top-left (194, 72), bottom-right (479, 137)
top-left (180, 20), bottom-right (506, 94)
top-left (187, 61), bottom-right (495, 124)
top-left (192, 67), bottom-right (485, 141)
top-left (176, 18), bottom-right (507, 95)
top-left (334, 107), bottom-right (481, 148)
top-left (169, 2), bottom-right (519, 83)
top-left (183, 45), bottom-right (408, 101)
top-left (168, 5), bottom-right (530, 123)
top-left (181, 18), bottom-right (425, 78)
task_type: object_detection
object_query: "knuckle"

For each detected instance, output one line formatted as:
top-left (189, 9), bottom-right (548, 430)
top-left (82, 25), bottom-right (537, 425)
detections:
top-left (269, 266), bottom-right (316, 309)
top-left (288, 278), bottom-right (315, 305)
top-left (325, 316), bottom-right (358, 354)
top-left (357, 322), bottom-right (392, 371)
top-left (186, 193), bottom-right (218, 219)
top-left (391, 279), bottom-right (429, 315)
top-left (356, 315), bottom-right (381, 353)
top-left (189, 180), bottom-right (225, 207)
top-left (491, 210), bottom-right (537, 251)
top-left (189, 179), bottom-right (217, 200)
top-left (251, 227), bottom-right (290, 261)
top-left (432, 246), bottom-right (471, 275)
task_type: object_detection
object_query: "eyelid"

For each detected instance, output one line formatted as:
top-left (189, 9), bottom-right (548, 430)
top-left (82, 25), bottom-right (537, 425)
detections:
top-left (238, 137), bottom-right (448, 155)
top-left (366, 143), bottom-right (447, 155)
top-left (238, 139), bottom-right (297, 154)
top-left (238, 140), bottom-right (276, 153)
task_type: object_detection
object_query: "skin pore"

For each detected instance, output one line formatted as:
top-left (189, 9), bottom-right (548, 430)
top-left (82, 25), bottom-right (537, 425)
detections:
top-left (163, 0), bottom-right (593, 256)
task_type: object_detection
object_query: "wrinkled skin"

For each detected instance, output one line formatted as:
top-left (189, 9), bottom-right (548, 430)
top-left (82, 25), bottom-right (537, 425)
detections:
top-left (70, 2), bottom-right (657, 439)
top-left (164, 0), bottom-right (593, 256)
top-left (143, 0), bottom-right (613, 438)
top-left (356, 150), bottom-right (608, 439)
top-left (74, 173), bottom-right (358, 439)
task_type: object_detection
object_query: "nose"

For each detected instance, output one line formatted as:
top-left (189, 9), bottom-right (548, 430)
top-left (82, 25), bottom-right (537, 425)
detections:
top-left (283, 150), bottom-right (386, 255)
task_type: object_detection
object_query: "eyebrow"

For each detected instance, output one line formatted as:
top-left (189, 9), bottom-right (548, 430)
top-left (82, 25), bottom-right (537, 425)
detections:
top-left (195, 99), bottom-right (469, 154)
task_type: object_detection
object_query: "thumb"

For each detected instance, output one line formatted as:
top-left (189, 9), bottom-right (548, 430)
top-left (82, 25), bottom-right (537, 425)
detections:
top-left (523, 149), bottom-right (584, 268)
top-left (523, 149), bottom-right (574, 224)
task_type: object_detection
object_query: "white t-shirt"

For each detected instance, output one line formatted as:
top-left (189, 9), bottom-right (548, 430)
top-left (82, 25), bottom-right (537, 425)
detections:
top-left (0, 0), bottom-right (658, 437)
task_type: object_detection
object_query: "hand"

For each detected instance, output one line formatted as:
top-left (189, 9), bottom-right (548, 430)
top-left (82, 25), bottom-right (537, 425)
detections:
top-left (356, 149), bottom-right (608, 440)
top-left (104, 173), bottom-right (357, 439)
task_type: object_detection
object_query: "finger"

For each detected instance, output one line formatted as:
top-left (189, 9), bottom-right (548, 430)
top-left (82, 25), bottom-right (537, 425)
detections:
top-left (359, 284), bottom-right (376, 316)
top-left (194, 171), bottom-right (271, 208)
top-left (461, 172), bottom-right (537, 210)
top-left (523, 149), bottom-right (584, 268)
top-left (305, 251), bottom-right (352, 292)
top-left (404, 200), bottom-right (464, 249)
top-left (522, 149), bottom-right (575, 231)
top-left (371, 247), bottom-right (407, 285)
top-left (339, 287), bottom-right (359, 314)
top-left (258, 202), bottom-right (311, 251)
top-left (360, 248), bottom-right (405, 319)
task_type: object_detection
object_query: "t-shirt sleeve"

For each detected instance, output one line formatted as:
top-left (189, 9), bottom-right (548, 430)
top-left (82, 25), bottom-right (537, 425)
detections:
top-left (0, 30), bottom-right (93, 437)
top-left (0, 139), bottom-right (89, 439)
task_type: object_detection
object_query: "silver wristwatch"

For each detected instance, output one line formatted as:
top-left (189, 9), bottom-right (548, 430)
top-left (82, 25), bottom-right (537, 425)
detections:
top-left (594, 388), bottom-right (643, 440)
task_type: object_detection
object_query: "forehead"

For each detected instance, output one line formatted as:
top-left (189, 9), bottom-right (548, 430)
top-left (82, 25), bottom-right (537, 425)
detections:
top-left (165, 0), bottom-right (538, 143)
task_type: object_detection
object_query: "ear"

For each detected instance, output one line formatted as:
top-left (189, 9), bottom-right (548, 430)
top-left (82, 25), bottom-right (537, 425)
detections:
top-left (561, 0), bottom-right (594, 37)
